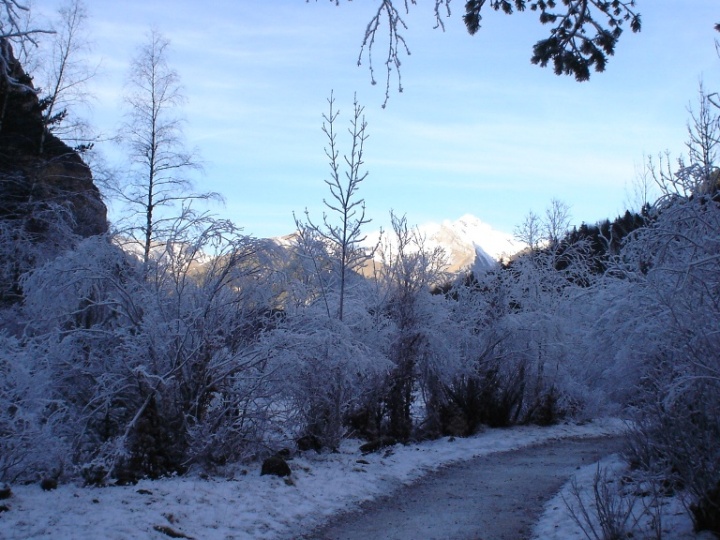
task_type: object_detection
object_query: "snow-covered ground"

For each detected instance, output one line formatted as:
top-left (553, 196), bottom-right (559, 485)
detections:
top-left (0, 418), bottom-right (700, 540)
top-left (532, 454), bottom-right (712, 540)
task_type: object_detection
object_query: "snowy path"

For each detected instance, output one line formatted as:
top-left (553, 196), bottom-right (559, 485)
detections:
top-left (0, 420), bottom-right (633, 539)
top-left (301, 436), bottom-right (625, 540)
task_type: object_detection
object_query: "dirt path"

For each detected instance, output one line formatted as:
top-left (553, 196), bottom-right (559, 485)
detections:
top-left (301, 435), bottom-right (625, 540)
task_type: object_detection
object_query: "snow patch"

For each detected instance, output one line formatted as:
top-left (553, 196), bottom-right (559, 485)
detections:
top-left (532, 455), bottom-right (702, 540)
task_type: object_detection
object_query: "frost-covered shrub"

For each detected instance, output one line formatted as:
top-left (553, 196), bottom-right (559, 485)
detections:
top-left (21, 236), bottom-right (145, 472)
top-left (20, 219), bottom-right (280, 477)
top-left (626, 388), bottom-right (720, 536)
top-left (337, 213), bottom-right (451, 442)
top-left (564, 464), bottom-right (643, 540)
top-left (183, 338), bottom-right (283, 465)
top-left (0, 334), bottom-right (69, 483)
top-left (0, 201), bottom-right (79, 305)
top-left (692, 481), bottom-right (720, 535)
top-left (434, 249), bottom-right (599, 432)
top-left (440, 365), bottom-right (523, 433)
top-left (113, 395), bottom-right (185, 484)
top-left (266, 302), bottom-right (390, 450)
top-left (619, 193), bottom-right (720, 535)
top-left (380, 291), bottom-right (453, 441)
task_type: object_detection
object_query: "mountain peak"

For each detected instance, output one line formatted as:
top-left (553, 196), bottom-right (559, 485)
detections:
top-left (423, 215), bottom-right (520, 265)
top-left (279, 215), bottom-right (522, 277)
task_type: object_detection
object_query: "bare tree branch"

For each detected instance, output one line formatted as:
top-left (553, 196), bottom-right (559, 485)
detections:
top-left (313, 0), bottom-right (642, 105)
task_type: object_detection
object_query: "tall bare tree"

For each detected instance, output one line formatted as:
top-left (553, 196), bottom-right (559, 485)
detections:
top-left (116, 29), bottom-right (215, 266)
top-left (37, 0), bottom-right (97, 154)
top-left (296, 92), bottom-right (372, 321)
top-left (514, 210), bottom-right (542, 251)
top-left (543, 198), bottom-right (571, 248)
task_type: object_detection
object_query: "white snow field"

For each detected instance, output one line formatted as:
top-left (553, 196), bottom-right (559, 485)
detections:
top-left (0, 418), bottom-right (702, 540)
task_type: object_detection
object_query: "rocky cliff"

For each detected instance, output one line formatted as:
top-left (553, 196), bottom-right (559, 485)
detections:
top-left (0, 40), bottom-right (107, 304)
top-left (0, 40), bottom-right (107, 238)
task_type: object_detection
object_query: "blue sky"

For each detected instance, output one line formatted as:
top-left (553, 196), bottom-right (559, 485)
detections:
top-left (37, 1), bottom-right (720, 238)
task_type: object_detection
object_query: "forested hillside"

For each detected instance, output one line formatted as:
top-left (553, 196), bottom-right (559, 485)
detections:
top-left (1, 1), bottom-right (719, 537)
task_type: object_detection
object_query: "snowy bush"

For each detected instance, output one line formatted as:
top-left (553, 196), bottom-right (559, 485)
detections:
top-left (18, 218), bottom-right (282, 479)
top-left (358, 213), bottom-right (457, 441)
top-left (0, 333), bottom-right (69, 483)
top-left (438, 241), bottom-right (602, 431)
top-left (619, 191), bottom-right (720, 535)
top-left (0, 200), bottom-right (79, 305)
top-left (265, 301), bottom-right (390, 450)
top-left (564, 465), bottom-right (642, 540)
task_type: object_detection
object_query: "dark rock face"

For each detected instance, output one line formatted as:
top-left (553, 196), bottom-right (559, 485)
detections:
top-left (0, 41), bottom-right (107, 304)
top-left (0, 40), bottom-right (107, 239)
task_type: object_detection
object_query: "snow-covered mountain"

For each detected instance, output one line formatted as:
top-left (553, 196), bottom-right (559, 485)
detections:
top-left (273, 214), bottom-right (522, 276)
top-left (415, 214), bottom-right (522, 272)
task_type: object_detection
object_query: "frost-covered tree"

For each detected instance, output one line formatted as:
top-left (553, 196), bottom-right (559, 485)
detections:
top-left (543, 198), bottom-right (572, 248)
top-left (115, 29), bottom-right (216, 267)
top-left (515, 199), bottom-right (572, 252)
top-left (368, 212), bottom-right (448, 440)
top-left (268, 93), bottom-right (393, 449)
top-left (619, 193), bottom-right (720, 535)
top-left (514, 210), bottom-right (542, 251)
top-left (296, 92), bottom-right (373, 321)
top-left (20, 215), bottom-right (275, 481)
top-left (615, 84), bottom-right (720, 536)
